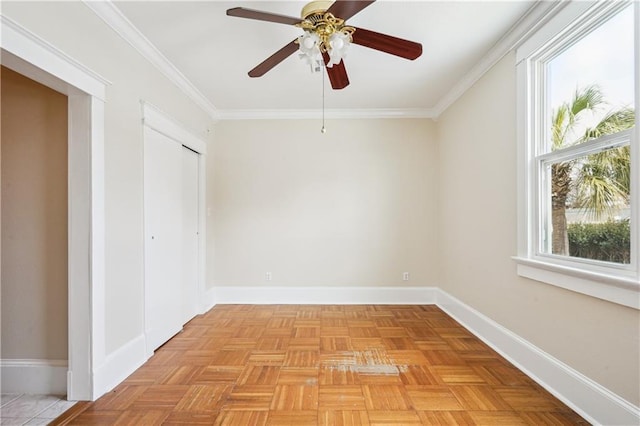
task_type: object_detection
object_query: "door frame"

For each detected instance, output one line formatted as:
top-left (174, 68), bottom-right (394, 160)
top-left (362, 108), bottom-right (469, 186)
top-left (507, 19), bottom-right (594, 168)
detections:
top-left (1, 16), bottom-right (108, 400)
top-left (142, 102), bottom-right (207, 356)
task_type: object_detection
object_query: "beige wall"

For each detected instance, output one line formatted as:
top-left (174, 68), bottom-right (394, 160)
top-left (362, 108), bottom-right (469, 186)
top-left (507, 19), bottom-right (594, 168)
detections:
top-left (209, 119), bottom-right (438, 287)
top-left (2, 2), bottom-right (214, 354)
top-left (1, 67), bottom-right (68, 360)
top-left (436, 51), bottom-right (640, 405)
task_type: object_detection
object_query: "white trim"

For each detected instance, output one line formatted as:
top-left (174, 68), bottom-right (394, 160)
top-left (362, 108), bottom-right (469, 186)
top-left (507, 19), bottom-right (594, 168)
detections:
top-left (514, 258), bottom-right (640, 310)
top-left (1, 17), bottom-right (107, 401)
top-left (93, 335), bottom-right (148, 397)
top-left (211, 286), bottom-right (438, 305)
top-left (142, 102), bottom-right (207, 154)
top-left (433, 1), bottom-right (567, 118)
top-left (83, 0), bottom-right (218, 119)
top-left (89, 96), bottom-right (107, 371)
top-left (435, 289), bottom-right (640, 426)
top-left (516, 1), bottom-right (598, 64)
top-left (216, 108), bottom-right (436, 120)
top-left (197, 154), bottom-right (208, 315)
top-left (202, 286), bottom-right (217, 313)
top-left (515, 0), bottom-right (639, 310)
top-left (0, 359), bottom-right (68, 395)
top-left (1, 15), bottom-right (109, 99)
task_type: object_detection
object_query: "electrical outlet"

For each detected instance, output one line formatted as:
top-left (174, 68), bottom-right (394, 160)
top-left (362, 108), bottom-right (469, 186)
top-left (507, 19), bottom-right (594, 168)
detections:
top-left (403, 272), bottom-right (410, 281)
top-left (265, 272), bottom-right (272, 281)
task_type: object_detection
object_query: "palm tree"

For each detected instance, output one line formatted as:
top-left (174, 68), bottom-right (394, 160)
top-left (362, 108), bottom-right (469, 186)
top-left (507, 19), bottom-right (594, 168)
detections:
top-left (550, 86), bottom-right (634, 256)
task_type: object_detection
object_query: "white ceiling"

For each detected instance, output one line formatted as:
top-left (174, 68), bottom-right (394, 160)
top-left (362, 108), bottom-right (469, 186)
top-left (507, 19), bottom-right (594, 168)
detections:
top-left (112, 1), bottom-right (535, 117)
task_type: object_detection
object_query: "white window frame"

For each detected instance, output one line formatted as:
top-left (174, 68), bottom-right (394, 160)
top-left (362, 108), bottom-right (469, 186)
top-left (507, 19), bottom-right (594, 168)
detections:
top-left (515, 0), bottom-right (640, 309)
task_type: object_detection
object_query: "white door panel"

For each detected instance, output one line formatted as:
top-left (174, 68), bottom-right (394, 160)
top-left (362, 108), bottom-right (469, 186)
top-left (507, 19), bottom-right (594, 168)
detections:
top-left (144, 127), bottom-right (183, 353)
top-left (182, 147), bottom-right (199, 324)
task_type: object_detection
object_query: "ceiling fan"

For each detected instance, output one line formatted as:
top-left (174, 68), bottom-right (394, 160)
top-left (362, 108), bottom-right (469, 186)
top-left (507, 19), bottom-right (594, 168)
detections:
top-left (226, 0), bottom-right (422, 90)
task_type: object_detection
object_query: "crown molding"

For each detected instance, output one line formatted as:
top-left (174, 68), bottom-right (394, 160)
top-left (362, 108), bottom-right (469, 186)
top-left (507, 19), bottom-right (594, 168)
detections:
top-left (82, 0), bottom-right (568, 122)
top-left (432, 0), bottom-right (569, 118)
top-left (216, 108), bottom-right (436, 120)
top-left (82, 0), bottom-right (219, 120)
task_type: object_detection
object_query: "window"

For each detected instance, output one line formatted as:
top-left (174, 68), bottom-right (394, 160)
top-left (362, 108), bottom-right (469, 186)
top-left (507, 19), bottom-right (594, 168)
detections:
top-left (516, 1), bottom-right (639, 308)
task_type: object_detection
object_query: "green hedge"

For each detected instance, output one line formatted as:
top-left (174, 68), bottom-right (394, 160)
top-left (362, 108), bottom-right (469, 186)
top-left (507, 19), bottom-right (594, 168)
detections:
top-left (568, 219), bottom-right (630, 264)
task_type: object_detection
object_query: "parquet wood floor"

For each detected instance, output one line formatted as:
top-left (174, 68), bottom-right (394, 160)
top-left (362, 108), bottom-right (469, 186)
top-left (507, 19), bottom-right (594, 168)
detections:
top-left (52, 305), bottom-right (588, 425)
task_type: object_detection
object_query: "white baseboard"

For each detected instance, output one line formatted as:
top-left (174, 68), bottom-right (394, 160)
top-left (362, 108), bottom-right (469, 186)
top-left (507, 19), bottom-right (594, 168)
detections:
top-left (211, 286), bottom-right (438, 305)
top-left (93, 334), bottom-right (148, 399)
top-left (0, 359), bottom-right (67, 394)
top-left (201, 286), bottom-right (217, 314)
top-left (436, 289), bottom-right (640, 426)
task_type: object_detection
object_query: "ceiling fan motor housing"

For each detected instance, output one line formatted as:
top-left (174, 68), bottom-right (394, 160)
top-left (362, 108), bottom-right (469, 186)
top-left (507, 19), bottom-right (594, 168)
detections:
top-left (301, 0), bottom-right (335, 19)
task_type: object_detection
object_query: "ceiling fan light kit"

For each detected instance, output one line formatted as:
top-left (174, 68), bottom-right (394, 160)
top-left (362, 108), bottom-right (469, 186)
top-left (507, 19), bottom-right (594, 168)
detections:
top-left (296, 3), bottom-right (355, 71)
top-left (226, 0), bottom-right (423, 90)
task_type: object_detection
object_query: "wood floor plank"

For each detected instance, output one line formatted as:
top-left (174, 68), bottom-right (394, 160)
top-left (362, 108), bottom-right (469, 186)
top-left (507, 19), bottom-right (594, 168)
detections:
top-left (51, 305), bottom-right (586, 425)
top-left (318, 410), bottom-right (370, 426)
top-left (213, 410), bottom-right (268, 426)
top-left (318, 365), bottom-right (360, 385)
top-left (266, 410), bottom-right (318, 425)
top-left (237, 365), bottom-right (281, 385)
top-left (318, 385), bottom-right (366, 410)
top-left (362, 384), bottom-right (413, 410)
top-left (195, 365), bottom-right (243, 383)
top-left (494, 386), bottom-right (572, 412)
top-left (66, 408), bottom-right (122, 425)
top-left (320, 336), bottom-right (353, 351)
top-left (468, 410), bottom-right (529, 425)
top-left (129, 385), bottom-right (190, 410)
top-left (247, 350), bottom-right (287, 366)
top-left (174, 384), bottom-right (232, 412)
top-left (429, 365), bottom-right (488, 385)
top-left (278, 367), bottom-right (319, 385)
top-left (449, 385), bottom-right (513, 411)
top-left (257, 337), bottom-right (291, 350)
top-left (223, 385), bottom-right (275, 411)
top-left (91, 385), bottom-right (148, 411)
top-left (270, 384), bottom-right (319, 410)
top-left (519, 411), bottom-right (590, 425)
top-left (405, 386), bottom-right (464, 411)
top-left (398, 365), bottom-right (440, 386)
top-left (112, 409), bottom-right (170, 425)
top-left (162, 411), bottom-right (219, 424)
top-left (283, 350), bottom-right (319, 367)
top-left (367, 410), bottom-right (423, 424)
top-left (158, 365), bottom-right (204, 385)
top-left (416, 410), bottom-right (476, 425)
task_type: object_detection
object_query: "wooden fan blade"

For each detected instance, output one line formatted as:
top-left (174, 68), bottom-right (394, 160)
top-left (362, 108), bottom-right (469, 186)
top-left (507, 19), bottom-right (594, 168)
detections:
top-left (227, 7), bottom-right (301, 25)
top-left (326, 0), bottom-right (376, 21)
top-left (351, 27), bottom-right (422, 60)
top-left (322, 52), bottom-right (349, 90)
top-left (249, 40), bottom-right (299, 77)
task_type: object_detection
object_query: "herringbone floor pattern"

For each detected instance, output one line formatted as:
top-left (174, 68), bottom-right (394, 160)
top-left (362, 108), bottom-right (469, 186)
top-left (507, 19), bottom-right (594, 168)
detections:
top-left (53, 305), bottom-right (588, 425)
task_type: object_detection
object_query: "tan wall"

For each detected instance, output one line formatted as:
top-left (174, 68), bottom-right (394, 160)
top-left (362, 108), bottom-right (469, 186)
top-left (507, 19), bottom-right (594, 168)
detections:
top-left (436, 51), bottom-right (640, 405)
top-left (209, 119), bottom-right (438, 288)
top-left (1, 66), bottom-right (68, 360)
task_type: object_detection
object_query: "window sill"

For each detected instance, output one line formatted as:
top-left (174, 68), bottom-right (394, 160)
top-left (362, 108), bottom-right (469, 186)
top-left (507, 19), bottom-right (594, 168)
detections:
top-left (512, 257), bottom-right (640, 310)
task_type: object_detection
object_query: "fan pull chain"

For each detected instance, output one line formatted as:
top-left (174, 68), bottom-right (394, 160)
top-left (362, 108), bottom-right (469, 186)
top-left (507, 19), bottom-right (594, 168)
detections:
top-left (321, 65), bottom-right (326, 134)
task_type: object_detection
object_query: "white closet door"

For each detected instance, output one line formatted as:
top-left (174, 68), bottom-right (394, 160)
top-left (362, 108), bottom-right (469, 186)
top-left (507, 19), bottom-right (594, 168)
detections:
top-left (144, 127), bottom-right (183, 353)
top-left (182, 147), bottom-right (199, 324)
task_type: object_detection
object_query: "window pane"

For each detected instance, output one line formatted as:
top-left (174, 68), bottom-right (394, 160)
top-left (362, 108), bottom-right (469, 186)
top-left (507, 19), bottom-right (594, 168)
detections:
top-left (543, 146), bottom-right (631, 264)
top-left (546, 5), bottom-right (635, 153)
